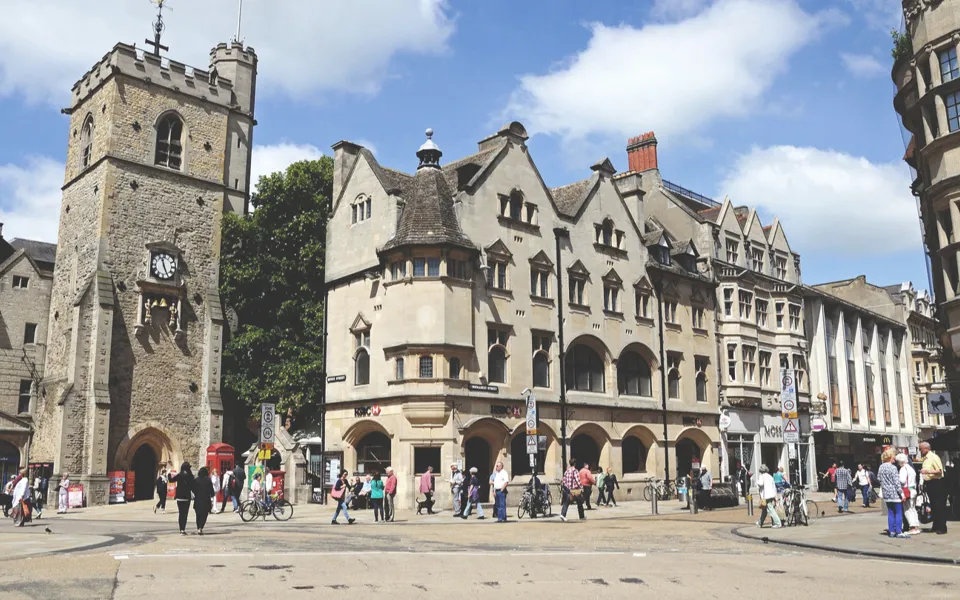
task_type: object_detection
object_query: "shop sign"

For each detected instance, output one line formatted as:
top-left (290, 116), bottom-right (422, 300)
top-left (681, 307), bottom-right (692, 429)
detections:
top-left (682, 416), bottom-right (703, 427)
top-left (354, 405), bottom-right (382, 417)
top-left (762, 424), bottom-right (783, 440)
top-left (327, 375), bottom-right (346, 383)
top-left (469, 383), bottom-right (499, 394)
top-left (927, 392), bottom-right (953, 415)
top-left (491, 405), bottom-right (522, 418)
top-left (811, 417), bottom-right (826, 432)
top-left (718, 410), bottom-right (732, 432)
top-left (908, 446), bottom-right (918, 456)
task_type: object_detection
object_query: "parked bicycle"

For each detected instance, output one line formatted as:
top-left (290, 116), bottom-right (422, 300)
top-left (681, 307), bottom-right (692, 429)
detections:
top-left (643, 478), bottom-right (676, 502)
top-left (781, 485), bottom-right (818, 526)
top-left (517, 483), bottom-right (552, 519)
top-left (240, 492), bottom-right (293, 522)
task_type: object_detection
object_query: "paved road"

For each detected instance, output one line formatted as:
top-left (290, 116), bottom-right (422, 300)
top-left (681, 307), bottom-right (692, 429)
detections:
top-left (1, 500), bottom-right (957, 599)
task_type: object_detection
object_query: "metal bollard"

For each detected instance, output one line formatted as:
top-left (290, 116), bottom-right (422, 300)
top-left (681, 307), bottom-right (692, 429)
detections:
top-left (651, 489), bottom-right (658, 515)
top-left (691, 488), bottom-right (698, 515)
top-left (746, 494), bottom-right (754, 516)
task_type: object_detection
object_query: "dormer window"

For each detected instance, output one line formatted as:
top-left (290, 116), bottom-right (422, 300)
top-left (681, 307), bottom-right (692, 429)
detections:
top-left (751, 248), bottom-right (764, 273)
top-left (652, 245), bottom-right (670, 265)
top-left (499, 190), bottom-right (537, 225)
top-left (595, 219), bottom-right (624, 249)
top-left (725, 239), bottom-right (739, 264)
top-left (775, 256), bottom-right (788, 280)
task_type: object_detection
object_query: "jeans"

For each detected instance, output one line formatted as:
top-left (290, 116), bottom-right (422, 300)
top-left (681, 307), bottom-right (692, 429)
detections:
top-left (886, 501), bottom-right (903, 535)
top-left (462, 499), bottom-right (484, 518)
top-left (582, 486), bottom-right (593, 509)
top-left (560, 488), bottom-right (585, 520)
top-left (495, 490), bottom-right (507, 521)
top-left (371, 498), bottom-right (385, 521)
top-left (385, 493), bottom-right (395, 521)
top-left (861, 485), bottom-right (871, 506)
top-left (758, 498), bottom-right (781, 527)
top-left (837, 488), bottom-right (849, 511)
top-left (333, 497), bottom-right (352, 522)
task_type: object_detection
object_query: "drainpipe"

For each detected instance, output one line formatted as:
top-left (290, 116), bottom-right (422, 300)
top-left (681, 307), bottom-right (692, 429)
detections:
top-left (653, 272), bottom-right (670, 485)
top-left (553, 227), bottom-right (570, 468)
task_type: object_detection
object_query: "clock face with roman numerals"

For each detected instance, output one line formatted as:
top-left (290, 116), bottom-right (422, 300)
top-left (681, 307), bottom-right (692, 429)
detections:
top-left (151, 252), bottom-right (176, 280)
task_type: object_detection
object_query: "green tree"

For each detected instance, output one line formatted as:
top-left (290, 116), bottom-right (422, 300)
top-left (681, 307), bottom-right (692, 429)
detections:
top-left (219, 157), bottom-right (332, 419)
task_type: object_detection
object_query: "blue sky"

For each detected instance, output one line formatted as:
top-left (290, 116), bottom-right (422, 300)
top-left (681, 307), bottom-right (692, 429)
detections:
top-left (0, 0), bottom-right (929, 292)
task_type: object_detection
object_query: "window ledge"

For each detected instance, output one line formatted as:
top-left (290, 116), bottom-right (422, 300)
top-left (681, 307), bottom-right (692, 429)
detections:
top-left (635, 316), bottom-right (655, 326)
top-left (568, 302), bottom-right (590, 314)
top-left (664, 322), bottom-right (682, 331)
top-left (487, 288), bottom-right (514, 299)
top-left (603, 310), bottom-right (624, 320)
top-left (530, 295), bottom-right (555, 307)
top-left (692, 327), bottom-right (709, 336)
top-left (497, 214), bottom-right (540, 232)
top-left (593, 243), bottom-right (628, 257)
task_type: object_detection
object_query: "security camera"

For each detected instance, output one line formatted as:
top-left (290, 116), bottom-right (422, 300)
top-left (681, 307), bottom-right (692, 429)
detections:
top-left (520, 388), bottom-right (532, 397)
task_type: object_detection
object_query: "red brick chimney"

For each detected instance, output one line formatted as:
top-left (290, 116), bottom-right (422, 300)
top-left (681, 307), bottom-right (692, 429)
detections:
top-left (626, 132), bottom-right (658, 172)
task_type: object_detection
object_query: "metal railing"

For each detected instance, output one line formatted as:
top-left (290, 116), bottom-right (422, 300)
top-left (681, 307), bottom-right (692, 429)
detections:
top-left (662, 180), bottom-right (721, 208)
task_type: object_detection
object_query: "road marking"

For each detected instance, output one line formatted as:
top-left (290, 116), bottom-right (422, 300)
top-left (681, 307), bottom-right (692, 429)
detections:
top-left (113, 550), bottom-right (642, 560)
top-left (114, 555), bottom-right (129, 560)
top-left (633, 553), bottom-right (647, 557)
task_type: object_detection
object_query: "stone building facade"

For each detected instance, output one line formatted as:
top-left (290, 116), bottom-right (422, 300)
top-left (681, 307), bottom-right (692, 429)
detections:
top-left (804, 278), bottom-right (916, 468)
top-left (0, 234), bottom-right (56, 486)
top-left (25, 38), bottom-right (257, 504)
top-left (324, 123), bottom-right (721, 510)
top-left (612, 135), bottom-right (813, 487)
top-left (893, 0), bottom-right (960, 415)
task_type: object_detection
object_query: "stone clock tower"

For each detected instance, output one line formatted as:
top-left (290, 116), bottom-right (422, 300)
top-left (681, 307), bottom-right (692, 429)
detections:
top-left (30, 19), bottom-right (257, 504)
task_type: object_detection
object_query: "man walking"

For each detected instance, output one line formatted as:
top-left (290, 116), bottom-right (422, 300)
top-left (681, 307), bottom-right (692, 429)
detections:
top-left (822, 462), bottom-right (838, 501)
top-left (449, 463), bottom-right (464, 517)
top-left (493, 461), bottom-right (509, 523)
top-left (835, 461), bottom-right (852, 513)
top-left (560, 458), bottom-right (585, 522)
top-left (698, 467), bottom-right (713, 510)
top-left (853, 464), bottom-right (871, 507)
top-left (579, 463), bottom-right (596, 510)
top-left (384, 466), bottom-right (398, 522)
top-left (919, 442), bottom-right (948, 534)
top-left (232, 464), bottom-right (245, 509)
top-left (420, 465), bottom-right (436, 514)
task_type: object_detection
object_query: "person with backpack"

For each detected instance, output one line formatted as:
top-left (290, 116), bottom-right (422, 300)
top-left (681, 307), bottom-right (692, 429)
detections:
top-left (331, 470), bottom-right (355, 525)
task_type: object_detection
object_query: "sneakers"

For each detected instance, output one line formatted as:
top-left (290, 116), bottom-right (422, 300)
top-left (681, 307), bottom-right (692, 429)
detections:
top-left (756, 521), bottom-right (762, 527)
top-left (772, 524), bottom-right (782, 529)
top-left (331, 520), bottom-right (339, 525)
top-left (348, 518), bottom-right (356, 524)
top-left (559, 515), bottom-right (567, 522)
top-left (895, 533), bottom-right (911, 539)
top-left (477, 516), bottom-right (485, 520)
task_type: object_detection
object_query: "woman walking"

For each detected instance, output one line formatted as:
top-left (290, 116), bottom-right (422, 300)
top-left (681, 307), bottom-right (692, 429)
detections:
top-left (10, 468), bottom-right (29, 526)
top-left (193, 466), bottom-right (214, 534)
top-left (331, 470), bottom-right (355, 525)
top-left (154, 468), bottom-right (168, 514)
top-left (756, 465), bottom-right (781, 528)
top-left (210, 469), bottom-right (221, 514)
top-left (879, 449), bottom-right (909, 538)
top-left (169, 462), bottom-right (195, 535)
top-left (559, 458), bottom-right (585, 522)
top-left (897, 453), bottom-right (921, 535)
top-left (56, 473), bottom-right (70, 514)
top-left (370, 472), bottom-right (385, 523)
top-left (595, 469), bottom-right (607, 506)
top-left (603, 467), bottom-right (620, 507)
top-left (461, 467), bottom-right (485, 520)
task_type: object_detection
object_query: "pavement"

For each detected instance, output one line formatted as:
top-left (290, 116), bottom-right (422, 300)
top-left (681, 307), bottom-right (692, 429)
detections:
top-left (1, 496), bottom-right (957, 599)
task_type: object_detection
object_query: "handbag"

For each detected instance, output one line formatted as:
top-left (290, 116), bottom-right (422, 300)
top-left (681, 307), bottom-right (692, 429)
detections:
top-left (902, 487), bottom-right (911, 500)
top-left (330, 484), bottom-right (344, 500)
top-left (569, 487), bottom-right (583, 498)
top-left (759, 498), bottom-right (767, 508)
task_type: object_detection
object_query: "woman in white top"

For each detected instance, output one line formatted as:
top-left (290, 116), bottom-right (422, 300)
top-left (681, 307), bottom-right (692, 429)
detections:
top-left (210, 469), bottom-right (221, 514)
top-left (57, 474), bottom-right (70, 514)
top-left (896, 453), bottom-right (920, 535)
top-left (756, 465), bottom-right (782, 528)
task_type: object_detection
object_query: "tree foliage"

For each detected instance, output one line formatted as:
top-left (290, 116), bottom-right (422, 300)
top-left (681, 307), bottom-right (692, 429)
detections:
top-left (219, 157), bottom-right (332, 419)
top-left (891, 29), bottom-right (912, 62)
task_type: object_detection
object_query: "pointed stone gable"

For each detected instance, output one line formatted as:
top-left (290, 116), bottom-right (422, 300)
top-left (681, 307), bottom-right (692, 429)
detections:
top-left (528, 249), bottom-right (554, 268)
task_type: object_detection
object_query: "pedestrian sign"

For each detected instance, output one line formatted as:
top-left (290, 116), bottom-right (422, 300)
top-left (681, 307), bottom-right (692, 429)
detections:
top-left (783, 417), bottom-right (800, 443)
top-left (526, 434), bottom-right (538, 455)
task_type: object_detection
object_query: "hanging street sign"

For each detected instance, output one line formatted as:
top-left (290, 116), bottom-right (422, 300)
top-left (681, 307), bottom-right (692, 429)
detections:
top-left (527, 435), bottom-right (538, 455)
top-left (525, 394), bottom-right (538, 437)
top-left (783, 417), bottom-right (800, 444)
top-left (260, 403), bottom-right (276, 445)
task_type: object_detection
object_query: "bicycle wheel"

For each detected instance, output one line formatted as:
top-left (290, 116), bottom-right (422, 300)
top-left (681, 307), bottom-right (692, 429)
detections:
top-left (643, 485), bottom-right (653, 502)
top-left (804, 500), bottom-right (819, 524)
top-left (239, 500), bottom-right (258, 522)
top-left (272, 499), bottom-right (293, 521)
top-left (517, 499), bottom-right (527, 520)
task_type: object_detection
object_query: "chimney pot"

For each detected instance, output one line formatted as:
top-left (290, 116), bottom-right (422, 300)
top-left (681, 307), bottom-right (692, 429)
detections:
top-left (626, 132), bottom-right (658, 172)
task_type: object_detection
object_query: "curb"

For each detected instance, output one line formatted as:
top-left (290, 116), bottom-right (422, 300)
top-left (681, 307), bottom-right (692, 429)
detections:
top-left (731, 526), bottom-right (960, 565)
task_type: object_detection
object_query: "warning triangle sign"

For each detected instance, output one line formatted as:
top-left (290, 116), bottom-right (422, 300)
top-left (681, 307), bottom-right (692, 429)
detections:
top-left (784, 420), bottom-right (798, 433)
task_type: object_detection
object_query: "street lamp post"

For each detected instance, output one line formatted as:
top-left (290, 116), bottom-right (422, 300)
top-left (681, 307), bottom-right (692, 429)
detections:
top-left (553, 227), bottom-right (570, 468)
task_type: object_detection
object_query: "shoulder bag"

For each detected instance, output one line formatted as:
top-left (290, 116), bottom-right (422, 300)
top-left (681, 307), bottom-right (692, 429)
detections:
top-left (330, 483), bottom-right (344, 500)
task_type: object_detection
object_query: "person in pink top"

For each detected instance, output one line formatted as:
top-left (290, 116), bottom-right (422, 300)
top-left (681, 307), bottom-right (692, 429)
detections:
top-left (384, 467), bottom-right (398, 522)
top-left (419, 465), bottom-right (436, 514)
top-left (579, 464), bottom-right (596, 510)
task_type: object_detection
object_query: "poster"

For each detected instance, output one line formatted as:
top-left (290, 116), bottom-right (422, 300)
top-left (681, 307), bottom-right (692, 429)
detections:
top-left (108, 471), bottom-right (126, 504)
top-left (125, 470), bottom-right (136, 501)
top-left (246, 464), bottom-right (265, 490)
top-left (167, 471), bottom-right (177, 498)
top-left (68, 484), bottom-right (84, 508)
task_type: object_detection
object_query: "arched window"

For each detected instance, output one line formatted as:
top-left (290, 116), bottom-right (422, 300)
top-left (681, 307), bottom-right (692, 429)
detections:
top-left (352, 194), bottom-right (372, 224)
top-left (155, 113), bottom-right (184, 170)
top-left (489, 346), bottom-right (507, 383)
top-left (511, 433), bottom-right (545, 475)
top-left (355, 349), bottom-right (370, 385)
top-left (617, 351), bottom-right (652, 396)
top-left (80, 115), bottom-right (94, 168)
top-left (565, 344), bottom-right (605, 392)
top-left (668, 368), bottom-right (680, 400)
top-left (356, 431), bottom-right (391, 475)
top-left (622, 435), bottom-right (648, 473)
top-left (533, 351), bottom-right (550, 388)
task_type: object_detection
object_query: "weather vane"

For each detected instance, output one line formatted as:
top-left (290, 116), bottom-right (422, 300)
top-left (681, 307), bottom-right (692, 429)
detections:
top-left (145, 0), bottom-right (170, 57)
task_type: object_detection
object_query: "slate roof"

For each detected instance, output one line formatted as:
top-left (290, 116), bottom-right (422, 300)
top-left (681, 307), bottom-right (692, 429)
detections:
top-left (551, 176), bottom-right (596, 217)
top-left (359, 148), bottom-right (412, 195)
top-left (697, 206), bottom-right (722, 223)
top-left (440, 142), bottom-right (505, 191)
top-left (380, 166), bottom-right (476, 252)
top-left (10, 238), bottom-right (57, 268)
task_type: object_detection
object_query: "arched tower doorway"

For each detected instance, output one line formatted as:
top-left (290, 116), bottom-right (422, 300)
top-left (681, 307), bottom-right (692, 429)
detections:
top-left (131, 444), bottom-right (158, 500)
top-left (0, 439), bottom-right (20, 488)
top-left (676, 438), bottom-right (702, 479)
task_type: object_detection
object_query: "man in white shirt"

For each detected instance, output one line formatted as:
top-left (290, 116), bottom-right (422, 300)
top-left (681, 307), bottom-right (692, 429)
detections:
top-left (493, 461), bottom-right (510, 523)
top-left (853, 464), bottom-right (872, 508)
top-left (449, 463), bottom-right (465, 517)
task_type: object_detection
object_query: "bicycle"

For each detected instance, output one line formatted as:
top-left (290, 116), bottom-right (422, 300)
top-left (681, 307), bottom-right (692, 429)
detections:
top-left (517, 484), bottom-right (552, 519)
top-left (781, 485), bottom-right (818, 526)
top-left (642, 478), bottom-right (675, 502)
top-left (240, 493), bottom-right (294, 522)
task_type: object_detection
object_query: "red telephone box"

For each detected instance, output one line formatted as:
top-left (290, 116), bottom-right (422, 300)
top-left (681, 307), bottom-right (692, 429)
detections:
top-left (268, 470), bottom-right (285, 500)
top-left (206, 443), bottom-right (235, 504)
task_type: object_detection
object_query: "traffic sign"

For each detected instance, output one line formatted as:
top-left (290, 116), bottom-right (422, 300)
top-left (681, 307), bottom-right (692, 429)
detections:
top-left (260, 403), bottom-right (276, 444)
top-left (525, 394), bottom-right (538, 435)
top-left (526, 434), bottom-right (538, 455)
top-left (783, 417), bottom-right (800, 443)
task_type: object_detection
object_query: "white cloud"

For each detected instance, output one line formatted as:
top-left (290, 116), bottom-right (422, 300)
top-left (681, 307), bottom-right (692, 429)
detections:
top-left (250, 143), bottom-right (325, 192)
top-left (651, 0), bottom-right (708, 19)
top-left (0, 156), bottom-right (64, 244)
top-left (840, 52), bottom-right (886, 78)
top-left (720, 146), bottom-right (919, 256)
top-left (506, 0), bottom-right (825, 143)
top-left (844, 0), bottom-right (902, 31)
top-left (0, 0), bottom-right (454, 103)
